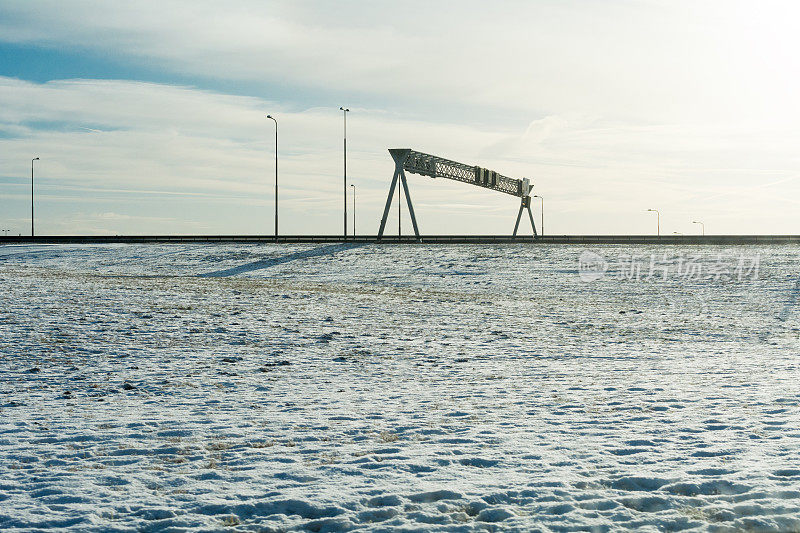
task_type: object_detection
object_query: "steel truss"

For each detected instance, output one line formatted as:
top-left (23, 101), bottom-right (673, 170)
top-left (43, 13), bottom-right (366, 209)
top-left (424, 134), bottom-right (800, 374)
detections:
top-left (377, 148), bottom-right (537, 239)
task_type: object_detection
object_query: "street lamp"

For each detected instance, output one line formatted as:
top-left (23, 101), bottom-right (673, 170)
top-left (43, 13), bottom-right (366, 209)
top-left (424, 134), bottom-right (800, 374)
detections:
top-left (533, 194), bottom-right (544, 236)
top-left (647, 208), bottom-right (660, 236)
top-left (692, 220), bottom-right (704, 236)
top-left (350, 184), bottom-right (356, 236)
top-left (31, 157), bottom-right (39, 237)
top-left (339, 107), bottom-right (349, 239)
top-left (266, 115), bottom-right (278, 238)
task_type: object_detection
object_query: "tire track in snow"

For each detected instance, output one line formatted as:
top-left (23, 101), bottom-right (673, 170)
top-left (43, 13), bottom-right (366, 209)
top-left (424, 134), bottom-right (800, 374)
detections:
top-left (778, 275), bottom-right (800, 322)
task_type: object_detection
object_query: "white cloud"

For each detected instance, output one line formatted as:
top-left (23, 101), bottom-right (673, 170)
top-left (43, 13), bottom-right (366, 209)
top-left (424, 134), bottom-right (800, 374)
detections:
top-left (3, 0), bottom-right (800, 124)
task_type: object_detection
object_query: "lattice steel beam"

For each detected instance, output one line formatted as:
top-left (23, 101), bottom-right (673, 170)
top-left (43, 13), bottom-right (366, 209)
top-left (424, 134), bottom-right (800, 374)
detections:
top-left (398, 149), bottom-right (531, 198)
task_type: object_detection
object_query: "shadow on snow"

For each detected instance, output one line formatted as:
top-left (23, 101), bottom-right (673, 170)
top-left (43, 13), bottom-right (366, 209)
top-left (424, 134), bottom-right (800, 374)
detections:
top-left (198, 243), bottom-right (369, 278)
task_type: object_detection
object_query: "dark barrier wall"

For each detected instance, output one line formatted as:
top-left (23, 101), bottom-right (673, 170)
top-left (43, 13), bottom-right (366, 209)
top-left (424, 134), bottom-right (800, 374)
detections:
top-left (2, 235), bottom-right (800, 245)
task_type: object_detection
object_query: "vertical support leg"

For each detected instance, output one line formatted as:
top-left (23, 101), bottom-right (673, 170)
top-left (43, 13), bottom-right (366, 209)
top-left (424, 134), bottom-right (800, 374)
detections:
top-left (527, 205), bottom-right (539, 237)
top-left (399, 171), bottom-right (420, 239)
top-left (377, 169), bottom-right (400, 239)
top-left (512, 200), bottom-right (525, 236)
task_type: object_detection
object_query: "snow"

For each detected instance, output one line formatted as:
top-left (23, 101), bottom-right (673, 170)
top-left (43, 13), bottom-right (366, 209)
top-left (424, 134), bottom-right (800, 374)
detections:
top-left (0, 243), bottom-right (799, 531)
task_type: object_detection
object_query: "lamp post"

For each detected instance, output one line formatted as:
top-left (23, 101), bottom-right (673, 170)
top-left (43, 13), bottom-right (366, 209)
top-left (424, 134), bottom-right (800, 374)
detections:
top-left (31, 157), bottom-right (39, 236)
top-left (692, 220), bottom-right (704, 236)
top-left (350, 184), bottom-right (356, 236)
top-left (647, 208), bottom-right (660, 236)
top-left (533, 194), bottom-right (543, 236)
top-left (339, 107), bottom-right (349, 239)
top-left (266, 115), bottom-right (278, 238)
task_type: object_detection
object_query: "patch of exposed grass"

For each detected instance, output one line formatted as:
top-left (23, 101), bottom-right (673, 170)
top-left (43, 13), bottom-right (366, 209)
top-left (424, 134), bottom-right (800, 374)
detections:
top-left (377, 431), bottom-right (400, 443)
top-left (220, 515), bottom-right (241, 526)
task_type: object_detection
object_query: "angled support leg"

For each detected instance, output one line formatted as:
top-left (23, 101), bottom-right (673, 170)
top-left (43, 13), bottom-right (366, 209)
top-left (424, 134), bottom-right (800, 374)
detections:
top-left (512, 200), bottom-right (525, 236)
top-left (527, 205), bottom-right (538, 237)
top-left (399, 170), bottom-right (420, 239)
top-left (377, 169), bottom-right (400, 239)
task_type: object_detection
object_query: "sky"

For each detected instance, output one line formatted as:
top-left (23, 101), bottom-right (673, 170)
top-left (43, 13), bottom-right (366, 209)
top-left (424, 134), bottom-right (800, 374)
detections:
top-left (1, 0), bottom-right (799, 236)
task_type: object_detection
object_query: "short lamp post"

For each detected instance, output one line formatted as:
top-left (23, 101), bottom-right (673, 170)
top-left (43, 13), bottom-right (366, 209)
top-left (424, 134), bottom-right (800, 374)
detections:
top-left (647, 208), bottom-right (660, 236)
top-left (350, 184), bottom-right (356, 236)
top-left (31, 157), bottom-right (39, 237)
top-left (533, 194), bottom-right (543, 236)
top-left (692, 220), bottom-right (704, 236)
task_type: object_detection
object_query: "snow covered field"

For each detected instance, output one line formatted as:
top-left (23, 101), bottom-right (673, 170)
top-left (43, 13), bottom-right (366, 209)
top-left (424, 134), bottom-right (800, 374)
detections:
top-left (1, 243), bottom-right (799, 532)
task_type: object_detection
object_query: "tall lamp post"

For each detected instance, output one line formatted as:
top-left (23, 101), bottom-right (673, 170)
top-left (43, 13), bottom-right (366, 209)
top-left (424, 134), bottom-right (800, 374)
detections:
top-left (339, 107), bottom-right (349, 239)
top-left (692, 220), bottom-right (704, 236)
top-left (533, 194), bottom-right (544, 236)
top-left (31, 157), bottom-right (39, 236)
top-left (647, 208), bottom-right (660, 236)
top-left (266, 115), bottom-right (278, 238)
top-left (350, 184), bottom-right (356, 236)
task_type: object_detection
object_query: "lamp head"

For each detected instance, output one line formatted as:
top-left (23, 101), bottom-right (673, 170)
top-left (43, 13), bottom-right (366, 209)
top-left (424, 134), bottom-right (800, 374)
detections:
top-left (33, 157), bottom-right (39, 161)
top-left (340, 107), bottom-right (349, 112)
top-left (266, 114), bottom-right (272, 118)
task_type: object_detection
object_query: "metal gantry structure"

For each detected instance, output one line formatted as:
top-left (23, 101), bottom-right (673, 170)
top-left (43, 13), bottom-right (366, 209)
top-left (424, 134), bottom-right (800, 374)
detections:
top-left (377, 148), bottom-right (537, 239)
